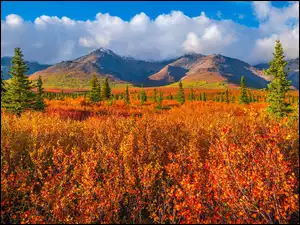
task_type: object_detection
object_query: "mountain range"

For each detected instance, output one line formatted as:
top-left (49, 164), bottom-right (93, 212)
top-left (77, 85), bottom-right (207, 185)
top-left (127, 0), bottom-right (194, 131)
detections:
top-left (1, 48), bottom-right (299, 89)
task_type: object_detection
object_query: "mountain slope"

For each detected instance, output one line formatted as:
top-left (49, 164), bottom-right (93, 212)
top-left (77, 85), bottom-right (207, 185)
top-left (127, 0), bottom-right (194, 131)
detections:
top-left (1, 57), bottom-right (51, 80)
top-left (29, 48), bottom-right (171, 88)
top-left (149, 54), bottom-right (270, 89)
top-left (254, 58), bottom-right (299, 89)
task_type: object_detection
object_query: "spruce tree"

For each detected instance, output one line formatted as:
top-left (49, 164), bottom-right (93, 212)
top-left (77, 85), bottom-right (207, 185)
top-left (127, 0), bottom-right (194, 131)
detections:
top-left (102, 77), bottom-right (111, 100)
top-left (88, 74), bottom-right (100, 103)
top-left (153, 88), bottom-right (157, 103)
top-left (2, 47), bottom-right (35, 115)
top-left (203, 92), bottom-right (207, 102)
top-left (34, 75), bottom-right (46, 111)
top-left (1, 71), bottom-right (5, 94)
top-left (238, 76), bottom-right (249, 104)
top-left (265, 40), bottom-right (293, 117)
top-left (177, 80), bottom-right (185, 105)
top-left (140, 89), bottom-right (147, 105)
top-left (97, 79), bottom-right (102, 101)
top-left (124, 85), bottom-right (130, 105)
top-left (224, 88), bottom-right (230, 103)
top-left (156, 91), bottom-right (164, 109)
top-left (188, 88), bottom-right (195, 101)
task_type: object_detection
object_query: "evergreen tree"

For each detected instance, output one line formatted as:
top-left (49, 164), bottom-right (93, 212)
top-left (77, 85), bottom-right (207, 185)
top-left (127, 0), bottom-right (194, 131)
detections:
top-left (2, 47), bottom-right (34, 115)
top-left (124, 85), bottom-right (130, 105)
top-left (34, 76), bottom-right (46, 111)
top-left (224, 88), bottom-right (230, 103)
top-left (188, 88), bottom-right (195, 101)
top-left (153, 88), bottom-right (157, 103)
top-left (102, 77), bottom-right (111, 100)
top-left (97, 79), bottom-right (102, 101)
top-left (88, 74), bottom-right (100, 103)
top-left (265, 40), bottom-right (293, 117)
top-left (1, 71), bottom-right (5, 95)
top-left (203, 92), bottom-right (207, 102)
top-left (238, 76), bottom-right (249, 104)
top-left (140, 89), bottom-right (147, 105)
top-left (156, 91), bottom-right (164, 109)
top-left (177, 80), bottom-right (185, 105)
top-left (220, 93), bottom-right (224, 102)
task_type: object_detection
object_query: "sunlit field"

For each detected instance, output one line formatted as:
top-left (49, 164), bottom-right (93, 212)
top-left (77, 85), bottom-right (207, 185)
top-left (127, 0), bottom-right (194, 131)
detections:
top-left (1, 88), bottom-right (299, 224)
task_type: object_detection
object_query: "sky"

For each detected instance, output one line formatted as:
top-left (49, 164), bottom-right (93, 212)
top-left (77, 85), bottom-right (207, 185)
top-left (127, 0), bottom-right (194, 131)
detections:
top-left (1, 1), bottom-right (299, 65)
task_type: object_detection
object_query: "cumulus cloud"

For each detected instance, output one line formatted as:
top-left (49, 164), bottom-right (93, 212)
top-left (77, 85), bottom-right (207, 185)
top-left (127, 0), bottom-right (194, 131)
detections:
top-left (1, 1), bottom-right (299, 65)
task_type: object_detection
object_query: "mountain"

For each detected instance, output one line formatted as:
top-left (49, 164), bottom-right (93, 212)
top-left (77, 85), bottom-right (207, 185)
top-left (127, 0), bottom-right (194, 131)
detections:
top-left (149, 54), bottom-right (270, 89)
top-left (1, 57), bottom-right (51, 80)
top-left (22, 47), bottom-right (298, 89)
top-left (29, 48), bottom-right (173, 88)
top-left (254, 58), bottom-right (299, 89)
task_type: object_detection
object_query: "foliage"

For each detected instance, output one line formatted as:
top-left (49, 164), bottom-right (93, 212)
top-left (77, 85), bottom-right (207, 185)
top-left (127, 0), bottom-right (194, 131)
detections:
top-left (265, 40), bottom-right (293, 117)
top-left (177, 80), bottom-right (185, 105)
top-left (1, 47), bottom-right (35, 115)
top-left (102, 77), bottom-right (111, 100)
top-left (124, 85), bottom-right (130, 105)
top-left (88, 74), bottom-right (101, 103)
top-left (1, 99), bottom-right (298, 224)
top-left (34, 76), bottom-right (46, 111)
top-left (238, 76), bottom-right (249, 104)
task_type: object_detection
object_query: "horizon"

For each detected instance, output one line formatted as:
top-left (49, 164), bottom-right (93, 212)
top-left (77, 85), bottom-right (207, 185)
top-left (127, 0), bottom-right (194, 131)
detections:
top-left (1, 1), bottom-right (299, 65)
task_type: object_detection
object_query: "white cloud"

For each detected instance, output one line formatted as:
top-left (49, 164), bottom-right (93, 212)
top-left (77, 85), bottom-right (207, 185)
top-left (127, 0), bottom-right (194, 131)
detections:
top-left (253, 1), bottom-right (271, 21)
top-left (1, 2), bottom-right (299, 65)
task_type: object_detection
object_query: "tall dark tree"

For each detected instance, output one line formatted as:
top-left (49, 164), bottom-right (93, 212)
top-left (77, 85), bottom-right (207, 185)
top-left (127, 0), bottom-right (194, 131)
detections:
top-left (153, 88), bottom-right (157, 103)
top-left (97, 78), bottom-right (102, 101)
top-left (265, 40), bottom-right (293, 117)
top-left (188, 88), bottom-right (195, 101)
top-left (124, 85), bottom-right (130, 105)
top-left (156, 91), bottom-right (164, 109)
top-left (177, 80), bottom-right (185, 105)
top-left (1, 71), bottom-right (5, 95)
top-left (2, 48), bottom-right (34, 115)
top-left (224, 88), bottom-right (230, 103)
top-left (102, 77), bottom-right (111, 100)
top-left (34, 75), bottom-right (46, 111)
top-left (88, 74), bottom-right (100, 103)
top-left (140, 89), bottom-right (147, 105)
top-left (238, 76), bottom-right (249, 104)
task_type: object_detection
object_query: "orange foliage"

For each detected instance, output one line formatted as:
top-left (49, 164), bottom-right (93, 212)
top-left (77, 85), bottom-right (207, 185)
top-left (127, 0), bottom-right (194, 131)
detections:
top-left (1, 89), bottom-right (299, 224)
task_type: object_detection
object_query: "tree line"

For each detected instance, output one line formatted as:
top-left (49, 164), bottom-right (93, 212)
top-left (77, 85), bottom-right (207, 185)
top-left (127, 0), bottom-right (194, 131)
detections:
top-left (1, 40), bottom-right (296, 118)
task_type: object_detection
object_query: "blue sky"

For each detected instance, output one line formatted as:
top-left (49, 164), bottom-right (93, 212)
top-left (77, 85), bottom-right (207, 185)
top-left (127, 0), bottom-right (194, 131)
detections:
top-left (1, 1), bottom-right (291, 27)
top-left (1, 1), bottom-right (299, 64)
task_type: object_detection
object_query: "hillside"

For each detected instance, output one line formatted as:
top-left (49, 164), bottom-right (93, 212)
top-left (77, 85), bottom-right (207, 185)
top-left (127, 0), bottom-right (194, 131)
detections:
top-left (29, 48), bottom-right (171, 88)
top-left (254, 58), bottom-right (299, 89)
top-left (3, 48), bottom-right (298, 90)
top-left (149, 54), bottom-right (270, 89)
top-left (1, 57), bottom-right (51, 80)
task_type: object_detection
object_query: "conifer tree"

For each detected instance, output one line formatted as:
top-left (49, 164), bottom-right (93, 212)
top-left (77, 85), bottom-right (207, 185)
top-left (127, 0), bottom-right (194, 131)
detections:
top-left (224, 88), bottom-right (230, 103)
top-left (265, 40), bottom-right (293, 117)
top-left (153, 88), bottom-right (157, 103)
top-left (2, 47), bottom-right (34, 115)
top-left (203, 92), bottom-right (207, 101)
top-left (34, 75), bottom-right (46, 111)
top-left (97, 79), bottom-right (102, 101)
top-left (177, 80), bottom-right (185, 105)
top-left (124, 85), bottom-right (130, 105)
top-left (188, 88), bottom-right (195, 101)
top-left (238, 76), bottom-right (249, 104)
top-left (1, 71), bottom-right (5, 95)
top-left (156, 91), bottom-right (163, 109)
top-left (102, 77), bottom-right (111, 100)
top-left (88, 74), bottom-right (100, 103)
top-left (140, 89), bottom-right (147, 105)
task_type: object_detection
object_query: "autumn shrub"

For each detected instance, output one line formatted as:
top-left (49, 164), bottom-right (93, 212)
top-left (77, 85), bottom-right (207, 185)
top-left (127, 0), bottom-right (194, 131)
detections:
top-left (1, 99), bottom-right (299, 224)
